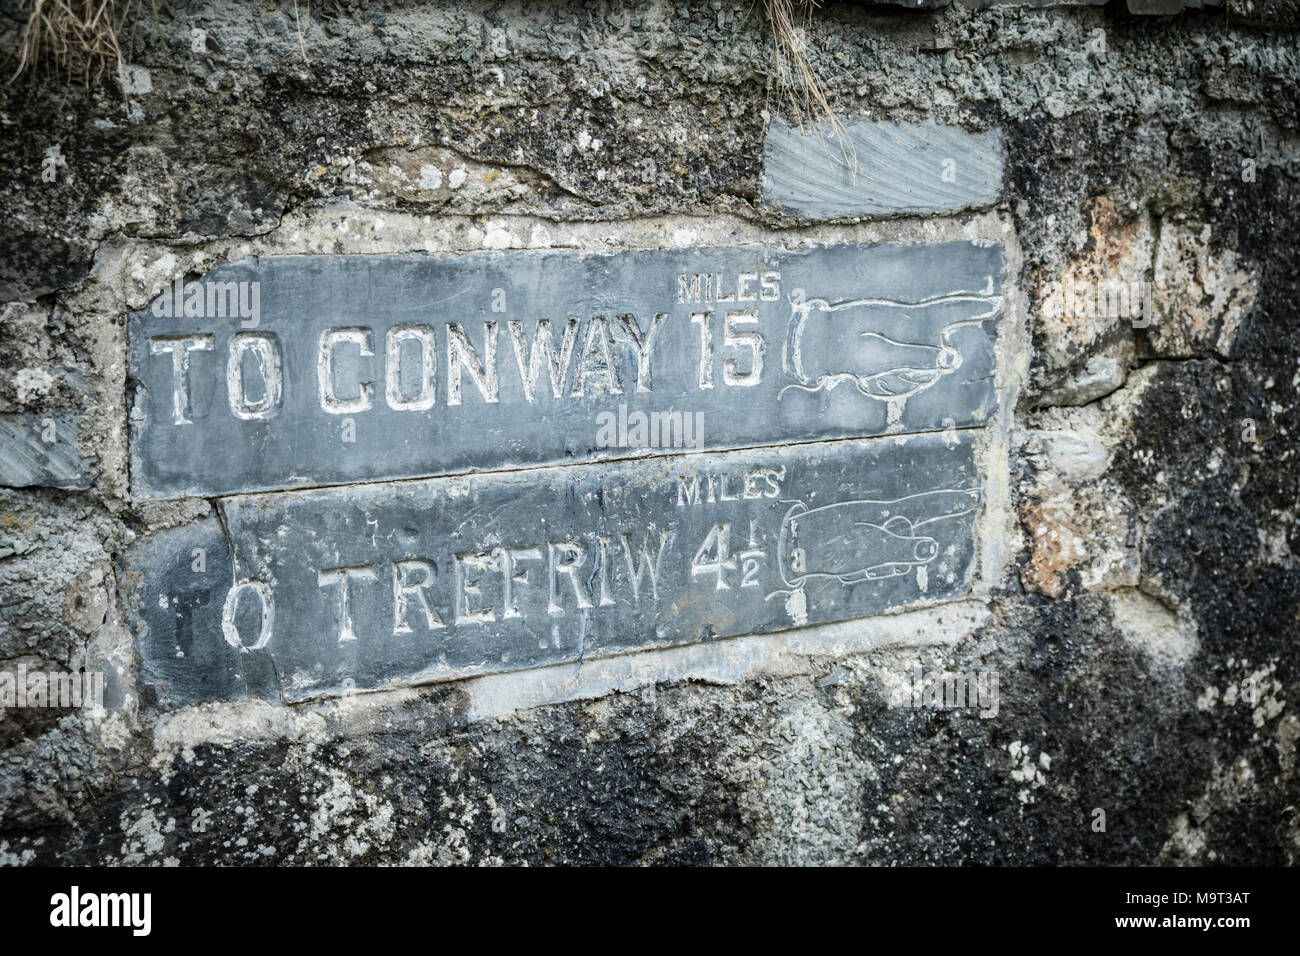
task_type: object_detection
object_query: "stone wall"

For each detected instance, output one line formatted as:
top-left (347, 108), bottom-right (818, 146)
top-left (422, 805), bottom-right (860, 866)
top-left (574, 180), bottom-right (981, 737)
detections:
top-left (1, 0), bottom-right (1298, 865)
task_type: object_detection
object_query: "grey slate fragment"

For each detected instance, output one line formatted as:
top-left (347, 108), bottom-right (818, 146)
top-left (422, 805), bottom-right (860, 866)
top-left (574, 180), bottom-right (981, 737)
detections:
top-left (127, 242), bottom-right (1004, 498)
top-left (124, 432), bottom-right (983, 706)
top-left (761, 116), bottom-right (1004, 220)
top-left (954, 0), bottom-right (1107, 7)
top-left (0, 412), bottom-right (96, 490)
top-left (863, 0), bottom-right (1193, 8)
top-left (1125, 0), bottom-right (1220, 12)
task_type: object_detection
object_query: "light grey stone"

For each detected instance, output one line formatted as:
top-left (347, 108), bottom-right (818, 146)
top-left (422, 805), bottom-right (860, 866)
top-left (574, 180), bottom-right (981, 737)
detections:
top-left (1126, 0), bottom-right (1221, 12)
top-left (1034, 354), bottom-right (1129, 408)
top-left (762, 117), bottom-right (1004, 220)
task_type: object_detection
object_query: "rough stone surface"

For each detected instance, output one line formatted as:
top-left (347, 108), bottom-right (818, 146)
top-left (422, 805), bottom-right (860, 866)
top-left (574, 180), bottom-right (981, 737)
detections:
top-left (1, 0), bottom-right (1298, 866)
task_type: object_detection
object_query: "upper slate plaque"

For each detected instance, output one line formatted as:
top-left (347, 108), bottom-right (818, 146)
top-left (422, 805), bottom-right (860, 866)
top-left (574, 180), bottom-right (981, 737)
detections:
top-left (128, 242), bottom-right (1003, 498)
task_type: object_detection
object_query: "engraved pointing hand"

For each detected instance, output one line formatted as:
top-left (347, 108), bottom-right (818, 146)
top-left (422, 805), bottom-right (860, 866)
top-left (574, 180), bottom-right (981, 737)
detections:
top-left (778, 489), bottom-right (979, 585)
top-left (782, 294), bottom-right (998, 403)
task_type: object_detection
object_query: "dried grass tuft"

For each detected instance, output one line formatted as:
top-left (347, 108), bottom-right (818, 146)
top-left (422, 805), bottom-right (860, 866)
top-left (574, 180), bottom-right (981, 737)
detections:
top-left (763, 0), bottom-right (856, 173)
top-left (9, 0), bottom-right (137, 89)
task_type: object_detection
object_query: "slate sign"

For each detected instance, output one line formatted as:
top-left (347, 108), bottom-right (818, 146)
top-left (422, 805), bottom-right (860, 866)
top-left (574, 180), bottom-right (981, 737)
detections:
top-left (123, 239), bottom-right (1006, 706)
top-left (127, 242), bottom-right (1003, 498)
top-left (122, 432), bottom-right (982, 705)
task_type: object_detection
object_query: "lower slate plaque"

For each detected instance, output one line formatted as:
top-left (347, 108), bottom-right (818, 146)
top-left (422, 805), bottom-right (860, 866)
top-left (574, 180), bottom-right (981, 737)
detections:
top-left (127, 241), bottom-right (1003, 498)
top-left (121, 431), bottom-right (983, 706)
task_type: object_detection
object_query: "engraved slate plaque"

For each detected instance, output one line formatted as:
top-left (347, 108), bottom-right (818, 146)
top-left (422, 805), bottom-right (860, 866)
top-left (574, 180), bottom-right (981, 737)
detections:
top-left (121, 432), bottom-right (983, 706)
top-left (127, 242), bottom-right (1003, 498)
